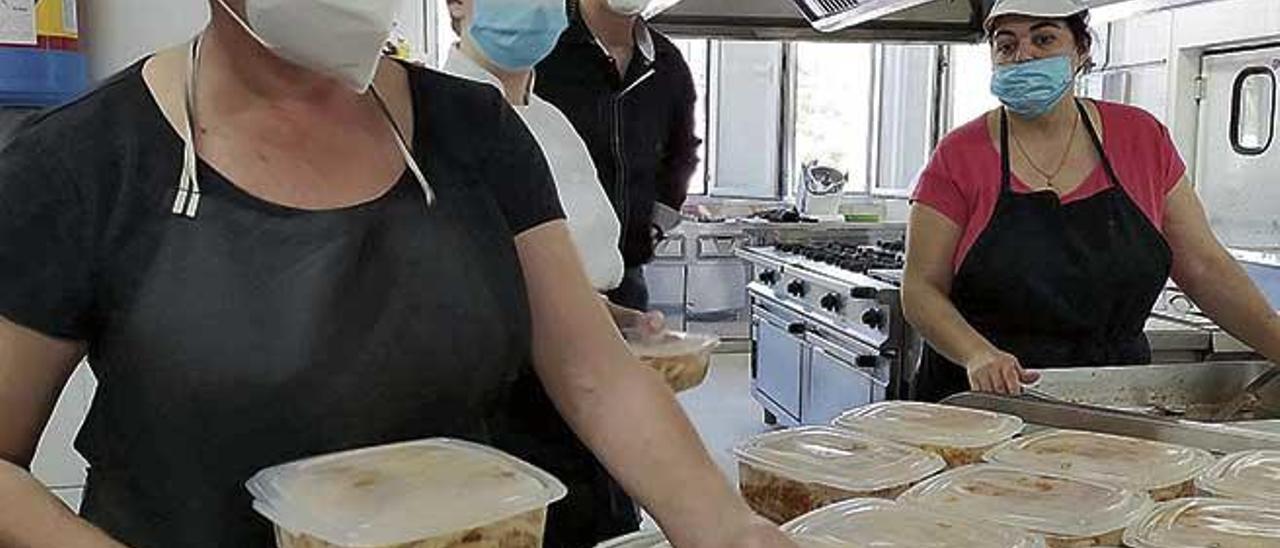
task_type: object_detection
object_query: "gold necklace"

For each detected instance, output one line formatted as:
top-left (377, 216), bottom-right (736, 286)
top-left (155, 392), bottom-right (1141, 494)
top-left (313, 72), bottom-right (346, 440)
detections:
top-left (1011, 111), bottom-right (1081, 188)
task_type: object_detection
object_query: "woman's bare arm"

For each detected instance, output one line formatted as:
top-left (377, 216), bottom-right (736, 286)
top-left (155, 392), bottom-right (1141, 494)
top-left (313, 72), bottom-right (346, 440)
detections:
top-left (1164, 179), bottom-right (1280, 361)
top-left (0, 318), bottom-right (128, 547)
top-left (515, 222), bottom-right (793, 548)
top-left (903, 204), bottom-right (1039, 394)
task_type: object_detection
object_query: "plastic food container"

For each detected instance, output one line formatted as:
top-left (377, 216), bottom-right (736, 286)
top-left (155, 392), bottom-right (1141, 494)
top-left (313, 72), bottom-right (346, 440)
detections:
top-left (627, 332), bottom-right (720, 393)
top-left (832, 401), bottom-right (1023, 467)
top-left (1196, 449), bottom-right (1280, 504)
top-left (657, 535), bottom-right (843, 548)
top-left (733, 426), bottom-right (946, 524)
top-left (596, 530), bottom-right (667, 548)
top-left (900, 464), bottom-right (1153, 548)
top-left (984, 429), bottom-right (1214, 501)
top-left (1123, 498), bottom-right (1280, 547)
top-left (246, 439), bottom-right (568, 548)
top-left (782, 498), bottom-right (1047, 547)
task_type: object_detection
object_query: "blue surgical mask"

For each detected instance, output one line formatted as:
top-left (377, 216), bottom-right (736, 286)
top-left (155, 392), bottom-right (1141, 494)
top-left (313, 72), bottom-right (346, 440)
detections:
top-left (468, 0), bottom-right (568, 71)
top-left (990, 55), bottom-right (1077, 118)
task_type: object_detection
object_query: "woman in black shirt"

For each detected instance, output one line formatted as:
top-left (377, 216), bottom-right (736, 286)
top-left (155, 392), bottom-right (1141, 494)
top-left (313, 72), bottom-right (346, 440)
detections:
top-left (0, 1), bottom-right (793, 547)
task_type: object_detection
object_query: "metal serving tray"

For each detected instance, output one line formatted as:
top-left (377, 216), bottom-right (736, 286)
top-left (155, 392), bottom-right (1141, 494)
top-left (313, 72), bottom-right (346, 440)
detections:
top-left (1029, 361), bottom-right (1278, 420)
top-left (942, 361), bottom-right (1280, 454)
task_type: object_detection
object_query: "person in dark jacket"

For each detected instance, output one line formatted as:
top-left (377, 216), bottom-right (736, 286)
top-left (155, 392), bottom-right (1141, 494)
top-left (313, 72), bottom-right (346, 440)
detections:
top-left (537, 0), bottom-right (702, 312)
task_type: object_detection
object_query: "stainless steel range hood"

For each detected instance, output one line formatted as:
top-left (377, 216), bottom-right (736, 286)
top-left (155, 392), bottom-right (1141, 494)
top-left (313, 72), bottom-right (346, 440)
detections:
top-left (648, 0), bottom-right (993, 43)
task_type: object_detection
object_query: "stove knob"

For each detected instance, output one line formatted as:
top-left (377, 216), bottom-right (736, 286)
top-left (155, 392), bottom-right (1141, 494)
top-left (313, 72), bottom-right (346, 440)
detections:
top-left (787, 322), bottom-right (807, 335)
top-left (855, 355), bottom-right (880, 368)
top-left (850, 287), bottom-right (879, 300)
top-left (787, 280), bottom-right (807, 297)
top-left (862, 308), bottom-right (886, 329)
top-left (758, 269), bottom-right (779, 285)
top-left (820, 293), bottom-right (842, 312)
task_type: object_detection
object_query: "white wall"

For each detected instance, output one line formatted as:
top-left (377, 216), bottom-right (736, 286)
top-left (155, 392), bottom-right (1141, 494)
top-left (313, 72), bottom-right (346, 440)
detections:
top-left (77, 0), bottom-right (428, 81)
top-left (77, 0), bottom-right (208, 80)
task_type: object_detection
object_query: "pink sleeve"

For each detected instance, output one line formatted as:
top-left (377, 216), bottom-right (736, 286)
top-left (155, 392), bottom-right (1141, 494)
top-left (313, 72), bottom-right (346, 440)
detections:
top-left (1155, 121), bottom-right (1187, 195)
top-left (911, 146), bottom-right (970, 229)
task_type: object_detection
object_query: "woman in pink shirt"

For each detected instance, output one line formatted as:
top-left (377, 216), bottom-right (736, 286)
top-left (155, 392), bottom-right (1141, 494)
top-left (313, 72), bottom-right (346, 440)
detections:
top-left (903, 0), bottom-right (1280, 401)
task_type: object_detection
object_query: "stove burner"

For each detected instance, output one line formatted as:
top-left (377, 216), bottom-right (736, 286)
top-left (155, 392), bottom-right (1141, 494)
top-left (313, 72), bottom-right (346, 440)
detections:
top-left (776, 241), bottom-right (905, 273)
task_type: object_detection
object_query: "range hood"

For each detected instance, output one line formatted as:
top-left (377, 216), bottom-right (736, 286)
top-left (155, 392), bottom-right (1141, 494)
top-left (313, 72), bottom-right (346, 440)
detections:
top-left (648, 0), bottom-right (993, 43)
top-left (647, 0), bottom-right (1145, 43)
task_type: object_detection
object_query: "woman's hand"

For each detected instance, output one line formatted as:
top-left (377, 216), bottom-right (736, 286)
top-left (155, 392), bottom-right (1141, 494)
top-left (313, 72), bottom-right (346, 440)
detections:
top-left (965, 349), bottom-right (1040, 395)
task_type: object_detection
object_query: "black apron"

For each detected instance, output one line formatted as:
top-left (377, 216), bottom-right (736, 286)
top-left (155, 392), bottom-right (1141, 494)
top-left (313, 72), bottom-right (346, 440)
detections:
top-left (913, 100), bottom-right (1172, 403)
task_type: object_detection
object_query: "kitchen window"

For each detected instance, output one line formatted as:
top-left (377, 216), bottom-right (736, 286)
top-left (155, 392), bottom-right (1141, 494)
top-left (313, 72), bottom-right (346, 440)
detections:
top-left (1231, 67), bottom-right (1276, 156)
top-left (947, 43), bottom-right (1001, 130)
top-left (672, 38), bottom-right (713, 195)
top-left (787, 42), bottom-right (876, 196)
top-left (872, 45), bottom-right (942, 197)
top-left (708, 41), bottom-right (786, 199)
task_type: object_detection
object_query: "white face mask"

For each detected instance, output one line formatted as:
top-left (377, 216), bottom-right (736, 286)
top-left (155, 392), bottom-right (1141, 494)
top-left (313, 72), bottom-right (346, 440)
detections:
top-left (215, 0), bottom-right (399, 93)
top-left (604, 0), bottom-right (650, 16)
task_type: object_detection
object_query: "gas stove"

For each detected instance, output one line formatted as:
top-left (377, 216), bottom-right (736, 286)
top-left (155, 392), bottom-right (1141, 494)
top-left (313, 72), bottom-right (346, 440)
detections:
top-left (739, 240), bottom-right (916, 426)
top-left (774, 241), bottom-right (905, 273)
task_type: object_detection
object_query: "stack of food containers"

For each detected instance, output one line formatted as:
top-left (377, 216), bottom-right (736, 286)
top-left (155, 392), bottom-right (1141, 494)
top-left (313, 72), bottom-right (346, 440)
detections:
top-left (1123, 498), bottom-right (1280, 546)
top-left (246, 439), bottom-right (567, 548)
top-left (782, 498), bottom-right (1047, 547)
top-left (898, 464), bottom-right (1153, 547)
top-left (732, 426), bottom-right (945, 523)
top-left (984, 429), bottom-right (1215, 501)
top-left (832, 401), bottom-right (1024, 466)
top-left (1195, 449), bottom-right (1280, 504)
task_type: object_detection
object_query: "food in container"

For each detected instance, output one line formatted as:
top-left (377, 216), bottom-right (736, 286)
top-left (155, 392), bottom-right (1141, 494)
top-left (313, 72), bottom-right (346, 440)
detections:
top-left (782, 497), bottom-right (1047, 547)
top-left (1123, 497), bottom-right (1280, 547)
top-left (733, 426), bottom-right (946, 524)
top-left (246, 439), bottom-right (567, 548)
top-left (596, 530), bottom-right (667, 548)
top-left (831, 401), bottom-right (1023, 466)
top-left (984, 429), bottom-right (1214, 501)
top-left (627, 331), bottom-right (720, 393)
top-left (1196, 449), bottom-right (1280, 504)
top-left (899, 464), bottom-right (1153, 548)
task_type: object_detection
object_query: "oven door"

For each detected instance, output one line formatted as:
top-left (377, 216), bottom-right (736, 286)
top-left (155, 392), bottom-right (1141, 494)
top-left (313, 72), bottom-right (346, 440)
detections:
top-left (751, 298), bottom-right (806, 425)
top-left (802, 321), bottom-right (889, 424)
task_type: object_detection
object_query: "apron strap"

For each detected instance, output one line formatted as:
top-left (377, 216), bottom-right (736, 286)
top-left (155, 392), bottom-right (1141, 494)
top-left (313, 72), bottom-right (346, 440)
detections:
top-left (1076, 99), bottom-right (1123, 190)
top-left (999, 108), bottom-right (1013, 195)
top-left (173, 37), bottom-right (203, 219)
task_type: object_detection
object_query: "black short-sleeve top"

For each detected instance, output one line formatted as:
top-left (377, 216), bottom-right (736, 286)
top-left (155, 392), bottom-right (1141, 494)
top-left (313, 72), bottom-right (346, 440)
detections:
top-left (0, 59), bottom-right (565, 547)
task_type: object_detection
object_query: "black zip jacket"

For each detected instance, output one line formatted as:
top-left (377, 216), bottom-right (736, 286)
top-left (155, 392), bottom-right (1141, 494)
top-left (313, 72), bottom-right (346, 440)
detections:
top-left (536, 0), bottom-right (701, 266)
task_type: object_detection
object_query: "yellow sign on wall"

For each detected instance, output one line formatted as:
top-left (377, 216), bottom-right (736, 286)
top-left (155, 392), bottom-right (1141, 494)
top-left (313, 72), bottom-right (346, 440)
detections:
top-left (36, 0), bottom-right (78, 39)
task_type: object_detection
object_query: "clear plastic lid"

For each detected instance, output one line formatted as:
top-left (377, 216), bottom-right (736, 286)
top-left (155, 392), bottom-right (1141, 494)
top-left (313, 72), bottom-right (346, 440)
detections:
top-left (1196, 449), bottom-right (1280, 504)
top-left (245, 439), bottom-right (568, 547)
top-left (657, 535), bottom-right (843, 548)
top-left (832, 401), bottom-right (1024, 449)
top-left (627, 331), bottom-right (720, 358)
top-left (733, 426), bottom-right (946, 492)
top-left (783, 498), bottom-right (1047, 548)
top-left (1123, 498), bottom-right (1280, 547)
top-left (899, 464), bottom-right (1154, 539)
top-left (984, 429), bottom-right (1215, 491)
top-left (596, 530), bottom-right (668, 548)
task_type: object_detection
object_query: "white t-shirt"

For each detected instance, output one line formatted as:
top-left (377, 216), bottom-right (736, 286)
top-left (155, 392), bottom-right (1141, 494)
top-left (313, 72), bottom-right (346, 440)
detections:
top-left (443, 48), bottom-right (625, 291)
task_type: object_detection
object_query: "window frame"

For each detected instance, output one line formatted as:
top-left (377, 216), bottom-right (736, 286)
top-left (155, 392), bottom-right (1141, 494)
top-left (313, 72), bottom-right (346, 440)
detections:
top-left (671, 38), bottom-right (717, 197)
top-left (782, 41), bottom-right (878, 198)
top-left (869, 44), bottom-right (945, 199)
top-left (1230, 66), bottom-right (1277, 156)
